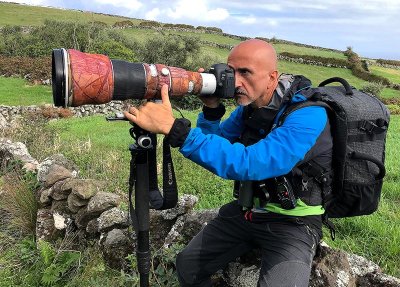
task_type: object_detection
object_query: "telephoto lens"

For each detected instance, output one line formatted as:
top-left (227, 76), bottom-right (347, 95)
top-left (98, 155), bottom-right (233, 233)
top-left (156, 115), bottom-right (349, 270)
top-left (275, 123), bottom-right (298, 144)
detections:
top-left (52, 48), bottom-right (234, 107)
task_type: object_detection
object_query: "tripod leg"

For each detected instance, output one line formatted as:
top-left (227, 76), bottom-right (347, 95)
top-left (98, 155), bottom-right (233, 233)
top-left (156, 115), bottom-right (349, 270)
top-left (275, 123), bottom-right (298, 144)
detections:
top-left (134, 151), bottom-right (150, 287)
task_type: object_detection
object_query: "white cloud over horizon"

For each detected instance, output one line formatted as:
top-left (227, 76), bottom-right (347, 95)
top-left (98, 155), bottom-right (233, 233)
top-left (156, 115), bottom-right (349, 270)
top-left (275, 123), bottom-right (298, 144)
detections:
top-left (1, 0), bottom-right (399, 60)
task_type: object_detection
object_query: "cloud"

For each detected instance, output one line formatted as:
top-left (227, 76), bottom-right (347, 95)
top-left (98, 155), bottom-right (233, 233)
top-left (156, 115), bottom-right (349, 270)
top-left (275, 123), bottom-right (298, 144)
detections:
top-left (145, 8), bottom-right (161, 21)
top-left (166, 0), bottom-right (229, 22)
top-left (93, 0), bottom-right (143, 11)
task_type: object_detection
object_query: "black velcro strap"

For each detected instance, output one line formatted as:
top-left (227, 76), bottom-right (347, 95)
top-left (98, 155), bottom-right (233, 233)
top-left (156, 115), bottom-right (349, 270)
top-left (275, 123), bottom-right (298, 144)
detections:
top-left (348, 132), bottom-right (386, 143)
top-left (347, 119), bottom-right (388, 134)
top-left (166, 118), bottom-right (191, 148)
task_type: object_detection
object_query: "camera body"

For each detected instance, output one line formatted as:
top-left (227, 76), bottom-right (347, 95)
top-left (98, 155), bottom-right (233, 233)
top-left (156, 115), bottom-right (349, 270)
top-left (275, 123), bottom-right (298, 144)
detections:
top-left (208, 63), bottom-right (235, 99)
top-left (52, 48), bottom-right (235, 107)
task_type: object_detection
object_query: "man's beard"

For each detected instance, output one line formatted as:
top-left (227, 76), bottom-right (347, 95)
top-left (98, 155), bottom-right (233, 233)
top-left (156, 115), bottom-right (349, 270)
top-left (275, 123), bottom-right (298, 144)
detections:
top-left (235, 88), bottom-right (252, 106)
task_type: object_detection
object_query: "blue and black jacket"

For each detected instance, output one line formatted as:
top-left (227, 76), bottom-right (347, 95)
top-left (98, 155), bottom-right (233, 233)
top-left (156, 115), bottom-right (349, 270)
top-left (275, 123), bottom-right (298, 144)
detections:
top-left (167, 75), bottom-right (333, 218)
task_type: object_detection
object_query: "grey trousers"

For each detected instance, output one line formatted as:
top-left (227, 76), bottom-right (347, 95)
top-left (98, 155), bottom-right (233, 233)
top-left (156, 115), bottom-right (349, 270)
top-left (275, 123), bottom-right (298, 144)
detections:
top-left (176, 201), bottom-right (320, 287)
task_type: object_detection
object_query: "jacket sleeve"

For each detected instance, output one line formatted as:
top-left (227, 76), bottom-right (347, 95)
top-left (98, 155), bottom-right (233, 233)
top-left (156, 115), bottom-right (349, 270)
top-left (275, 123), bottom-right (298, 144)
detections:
top-left (196, 106), bottom-right (245, 143)
top-left (179, 106), bottom-right (328, 181)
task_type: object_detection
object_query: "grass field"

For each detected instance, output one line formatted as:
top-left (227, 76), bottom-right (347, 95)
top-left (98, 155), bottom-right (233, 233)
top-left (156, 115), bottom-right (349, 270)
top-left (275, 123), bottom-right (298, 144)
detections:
top-left (0, 76), bottom-right (52, 105)
top-left (369, 65), bottom-right (400, 84)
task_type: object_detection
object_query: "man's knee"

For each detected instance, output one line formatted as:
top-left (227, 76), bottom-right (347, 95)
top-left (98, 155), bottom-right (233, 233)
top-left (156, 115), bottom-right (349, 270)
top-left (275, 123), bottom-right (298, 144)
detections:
top-left (258, 261), bottom-right (311, 287)
top-left (176, 250), bottom-right (211, 287)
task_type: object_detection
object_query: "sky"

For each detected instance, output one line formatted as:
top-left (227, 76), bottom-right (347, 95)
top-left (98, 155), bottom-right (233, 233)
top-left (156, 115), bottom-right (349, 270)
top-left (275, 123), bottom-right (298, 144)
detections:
top-left (3, 0), bottom-right (400, 60)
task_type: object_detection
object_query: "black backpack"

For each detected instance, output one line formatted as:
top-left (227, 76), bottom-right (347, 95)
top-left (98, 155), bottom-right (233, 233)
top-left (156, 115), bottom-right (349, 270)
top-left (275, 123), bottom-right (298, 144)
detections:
top-left (281, 77), bottom-right (390, 219)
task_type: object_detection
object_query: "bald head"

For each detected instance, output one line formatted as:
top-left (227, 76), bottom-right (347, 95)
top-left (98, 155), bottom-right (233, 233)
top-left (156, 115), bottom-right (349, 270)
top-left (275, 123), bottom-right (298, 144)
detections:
top-left (228, 39), bottom-right (278, 72)
top-left (227, 39), bottom-right (279, 107)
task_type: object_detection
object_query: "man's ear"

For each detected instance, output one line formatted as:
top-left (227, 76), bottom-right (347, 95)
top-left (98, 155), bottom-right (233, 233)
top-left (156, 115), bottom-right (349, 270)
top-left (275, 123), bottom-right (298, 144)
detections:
top-left (267, 70), bottom-right (279, 90)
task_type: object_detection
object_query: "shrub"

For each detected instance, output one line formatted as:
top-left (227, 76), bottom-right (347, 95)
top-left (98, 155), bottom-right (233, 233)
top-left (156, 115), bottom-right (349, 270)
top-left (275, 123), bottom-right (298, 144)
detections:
top-left (139, 21), bottom-right (161, 28)
top-left (387, 104), bottom-right (400, 114)
top-left (344, 47), bottom-right (391, 85)
top-left (0, 55), bottom-right (51, 81)
top-left (0, 168), bottom-right (39, 235)
top-left (138, 34), bottom-right (200, 69)
top-left (279, 52), bottom-right (349, 67)
top-left (0, 20), bottom-right (139, 59)
top-left (376, 59), bottom-right (400, 67)
top-left (205, 26), bottom-right (223, 33)
top-left (113, 20), bottom-right (134, 28)
top-left (360, 82), bottom-right (385, 97)
top-left (39, 105), bottom-right (73, 119)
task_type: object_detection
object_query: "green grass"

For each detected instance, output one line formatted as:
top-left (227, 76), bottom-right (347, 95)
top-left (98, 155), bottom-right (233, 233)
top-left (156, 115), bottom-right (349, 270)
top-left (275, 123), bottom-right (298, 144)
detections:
top-left (0, 2), bottom-right (140, 26)
top-left (0, 76), bottom-right (52, 106)
top-left (380, 88), bottom-right (400, 98)
top-left (369, 65), bottom-right (400, 84)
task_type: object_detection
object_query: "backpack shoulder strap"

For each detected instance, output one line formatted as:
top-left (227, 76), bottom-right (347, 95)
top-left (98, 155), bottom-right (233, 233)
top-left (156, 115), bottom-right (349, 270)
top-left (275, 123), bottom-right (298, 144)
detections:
top-left (277, 100), bottom-right (330, 127)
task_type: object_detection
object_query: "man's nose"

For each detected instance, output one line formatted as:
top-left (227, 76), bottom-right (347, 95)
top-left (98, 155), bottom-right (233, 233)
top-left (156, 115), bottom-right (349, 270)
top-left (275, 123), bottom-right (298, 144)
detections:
top-left (235, 75), bottom-right (242, 88)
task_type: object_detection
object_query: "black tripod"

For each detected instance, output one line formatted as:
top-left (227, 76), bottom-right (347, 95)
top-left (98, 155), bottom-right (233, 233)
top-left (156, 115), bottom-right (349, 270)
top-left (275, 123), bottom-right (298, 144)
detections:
top-left (122, 122), bottom-right (178, 287)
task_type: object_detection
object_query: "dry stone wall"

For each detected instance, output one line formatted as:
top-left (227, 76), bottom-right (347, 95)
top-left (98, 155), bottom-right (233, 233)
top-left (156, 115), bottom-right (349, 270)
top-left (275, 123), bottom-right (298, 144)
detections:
top-left (0, 101), bottom-right (128, 122)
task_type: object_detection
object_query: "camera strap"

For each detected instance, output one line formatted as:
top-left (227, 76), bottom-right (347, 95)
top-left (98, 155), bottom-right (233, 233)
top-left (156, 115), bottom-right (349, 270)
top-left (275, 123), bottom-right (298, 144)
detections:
top-left (148, 136), bottom-right (178, 210)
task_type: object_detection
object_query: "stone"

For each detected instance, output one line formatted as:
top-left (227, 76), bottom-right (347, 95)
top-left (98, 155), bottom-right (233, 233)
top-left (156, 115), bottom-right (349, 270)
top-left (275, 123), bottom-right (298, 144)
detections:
top-left (157, 194), bottom-right (198, 220)
top-left (224, 263), bottom-right (259, 287)
top-left (74, 207), bottom-right (97, 229)
top-left (37, 154), bottom-right (78, 183)
top-left (63, 178), bottom-right (103, 200)
top-left (86, 218), bottom-right (99, 235)
top-left (101, 228), bottom-right (135, 271)
top-left (347, 252), bottom-right (381, 277)
top-left (38, 187), bottom-right (53, 205)
top-left (149, 194), bottom-right (200, 248)
top-left (310, 242), bottom-right (357, 287)
top-left (51, 179), bottom-right (73, 200)
top-left (97, 207), bottom-right (129, 233)
top-left (51, 199), bottom-right (71, 215)
top-left (357, 271), bottom-right (400, 287)
top-left (53, 213), bottom-right (68, 230)
top-left (0, 113), bottom-right (8, 130)
top-left (0, 139), bottom-right (39, 170)
top-left (41, 164), bottom-right (74, 188)
top-left (86, 192), bottom-right (120, 214)
top-left (67, 192), bottom-right (89, 214)
top-left (36, 208), bottom-right (61, 241)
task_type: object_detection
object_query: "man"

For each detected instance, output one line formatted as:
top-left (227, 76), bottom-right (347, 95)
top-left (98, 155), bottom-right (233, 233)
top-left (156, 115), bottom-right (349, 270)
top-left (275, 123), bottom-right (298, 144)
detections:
top-left (124, 39), bottom-right (332, 287)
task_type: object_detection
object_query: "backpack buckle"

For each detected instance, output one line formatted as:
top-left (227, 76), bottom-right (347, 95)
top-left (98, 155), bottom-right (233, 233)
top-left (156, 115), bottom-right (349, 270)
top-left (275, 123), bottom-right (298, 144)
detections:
top-left (359, 120), bottom-right (378, 134)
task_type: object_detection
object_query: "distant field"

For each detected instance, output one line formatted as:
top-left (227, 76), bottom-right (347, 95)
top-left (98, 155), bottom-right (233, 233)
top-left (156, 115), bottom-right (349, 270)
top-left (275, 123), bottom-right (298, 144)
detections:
top-left (369, 65), bottom-right (400, 84)
top-left (273, 43), bottom-right (347, 59)
top-left (0, 76), bottom-right (52, 106)
top-left (279, 60), bottom-right (365, 86)
top-left (120, 27), bottom-right (160, 43)
top-left (0, 2), bottom-right (139, 26)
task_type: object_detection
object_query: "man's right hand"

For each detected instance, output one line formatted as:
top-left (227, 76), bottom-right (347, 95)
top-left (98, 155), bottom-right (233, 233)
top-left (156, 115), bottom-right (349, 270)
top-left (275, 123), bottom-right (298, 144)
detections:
top-left (198, 67), bottom-right (220, 108)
